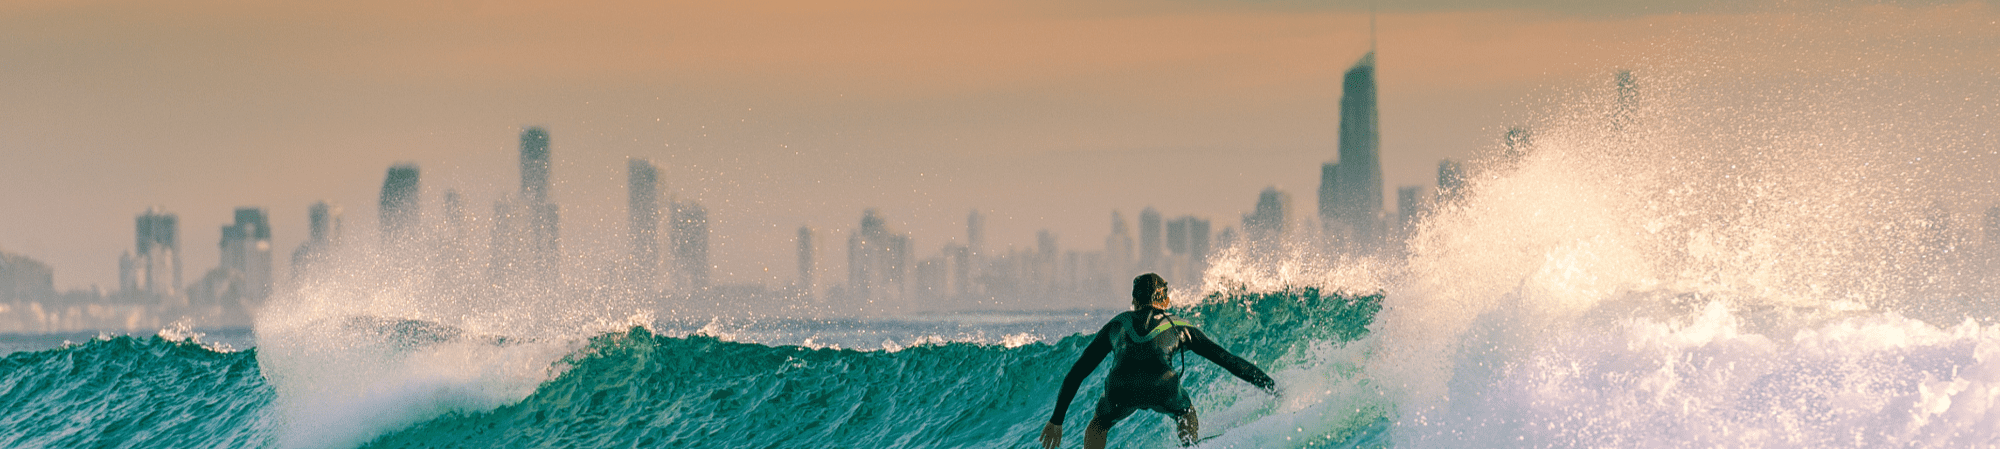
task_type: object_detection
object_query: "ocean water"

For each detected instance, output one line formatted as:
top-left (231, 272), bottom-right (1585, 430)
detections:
top-left (9, 6), bottom-right (2000, 448)
top-left (0, 291), bottom-right (1381, 448)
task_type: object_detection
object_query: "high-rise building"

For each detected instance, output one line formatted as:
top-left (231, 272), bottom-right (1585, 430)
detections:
top-left (1165, 215), bottom-right (1212, 283)
top-left (671, 199), bottom-right (710, 291)
top-left (1396, 186), bottom-right (1429, 244)
top-left (1612, 70), bottom-right (1638, 132)
top-left (964, 209), bottom-right (986, 297)
top-left (1437, 159), bottom-right (1466, 200)
top-left (1035, 230), bottom-right (1059, 295)
top-left (0, 251), bottom-right (54, 304)
top-left (521, 127), bottom-right (552, 205)
top-left (847, 209), bottom-right (911, 303)
top-left (967, 209), bottom-right (985, 258)
top-left (491, 128), bottom-right (562, 288)
top-left (379, 164), bottom-right (421, 245)
top-left (1984, 206), bottom-right (2000, 247)
top-left (797, 226), bottom-right (815, 297)
top-left (129, 207), bottom-right (181, 297)
top-left (1244, 187), bottom-right (1290, 254)
top-left (1319, 52), bottom-right (1384, 251)
top-left (1138, 207), bottom-right (1162, 272)
top-left (1105, 211), bottom-right (1134, 277)
top-left (628, 159), bottom-right (662, 286)
top-left (219, 207), bottom-right (273, 303)
top-left (1501, 126), bottom-right (1534, 168)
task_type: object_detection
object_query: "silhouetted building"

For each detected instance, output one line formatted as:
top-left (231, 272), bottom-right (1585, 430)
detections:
top-left (967, 209), bottom-right (985, 257)
top-left (797, 226), bottom-right (815, 297)
top-left (126, 207), bottom-right (181, 298)
top-left (671, 199), bottom-right (710, 291)
top-left (437, 189), bottom-right (477, 288)
top-left (0, 251), bottom-right (54, 304)
top-left (1244, 187), bottom-right (1290, 254)
top-left (847, 209), bottom-right (911, 303)
top-left (491, 128), bottom-right (562, 288)
top-left (1165, 215), bottom-right (1211, 283)
top-left (521, 127), bottom-right (552, 204)
top-left (1034, 230), bottom-right (1059, 295)
top-left (219, 207), bottom-right (273, 303)
top-left (1501, 126), bottom-right (1534, 168)
top-left (1437, 159), bottom-right (1467, 201)
top-left (291, 201), bottom-right (343, 279)
top-left (1139, 207), bottom-right (1163, 272)
top-left (628, 159), bottom-right (662, 287)
top-left (1985, 206), bottom-right (2000, 246)
top-left (379, 164), bottom-right (422, 245)
top-left (1105, 211), bottom-right (1135, 277)
top-left (1319, 52), bottom-right (1385, 252)
top-left (1396, 186), bottom-right (1429, 243)
top-left (1612, 70), bottom-right (1638, 132)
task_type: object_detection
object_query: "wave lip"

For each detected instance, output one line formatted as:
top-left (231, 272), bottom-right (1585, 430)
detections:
top-left (360, 288), bottom-right (1386, 449)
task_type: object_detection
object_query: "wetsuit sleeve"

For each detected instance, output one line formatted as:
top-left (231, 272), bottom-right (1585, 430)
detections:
top-left (1183, 327), bottom-right (1276, 392)
top-left (1049, 325), bottom-right (1114, 426)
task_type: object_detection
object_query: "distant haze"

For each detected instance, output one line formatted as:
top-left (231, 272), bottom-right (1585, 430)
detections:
top-left (0, 0), bottom-right (1993, 291)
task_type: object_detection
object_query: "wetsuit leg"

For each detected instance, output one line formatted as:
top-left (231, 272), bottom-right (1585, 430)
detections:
top-left (1091, 394), bottom-right (1141, 428)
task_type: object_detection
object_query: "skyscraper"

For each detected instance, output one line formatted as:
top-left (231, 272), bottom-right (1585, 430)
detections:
top-left (1138, 207), bottom-right (1162, 272)
top-left (379, 164), bottom-right (421, 245)
top-left (628, 159), bottom-right (662, 286)
top-left (1612, 70), bottom-right (1638, 132)
top-left (797, 226), bottom-right (814, 297)
top-left (1165, 215), bottom-right (1212, 283)
top-left (1437, 159), bottom-right (1466, 200)
top-left (130, 207), bottom-right (181, 297)
top-left (0, 251), bottom-right (54, 304)
top-left (219, 207), bottom-right (273, 303)
top-left (491, 128), bottom-right (562, 287)
top-left (1105, 211), bottom-right (1134, 277)
top-left (521, 127), bottom-right (552, 205)
top-left (1244, 187), bottom-right (1290, 254)
top-left (967, 209), bottom-right (985, 258)
top-left (671, 199), bottom-right (710, 291)
top-left (1319, 52), bottom-right (1384, 252)
top-left (847, 209), bottom-right (910, 303)
top-left (1396, 186), bottom-right (1428, 244)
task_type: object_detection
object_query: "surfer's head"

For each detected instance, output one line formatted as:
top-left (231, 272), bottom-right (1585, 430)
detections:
top-left (1132, 273), bottom-right (1169, 309)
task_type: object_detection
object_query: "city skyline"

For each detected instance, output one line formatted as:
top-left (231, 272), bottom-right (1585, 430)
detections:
top-left (2, 1), bottom-right (1994, 292)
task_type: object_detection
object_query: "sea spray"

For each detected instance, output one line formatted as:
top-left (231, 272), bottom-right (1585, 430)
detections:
top-left (355, 289), bottom-right (1386, 448)
top-left (1352, 6), bottom-right (2000, 446)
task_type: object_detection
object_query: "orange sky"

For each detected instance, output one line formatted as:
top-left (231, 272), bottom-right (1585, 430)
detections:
top-left (0, 0), bottom-right (1993, 290)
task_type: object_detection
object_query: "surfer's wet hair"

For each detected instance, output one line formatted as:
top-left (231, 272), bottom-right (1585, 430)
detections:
top-left (1132, 273), bottom-right (1167, 307)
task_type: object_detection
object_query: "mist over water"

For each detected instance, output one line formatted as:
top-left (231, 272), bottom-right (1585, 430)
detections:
top-left (247, 11), bottom-right (1996, 447)
top-left (1257, 11), bottom-right (2000, 447)
top-left (6, 5), bottom-right (1994, 448)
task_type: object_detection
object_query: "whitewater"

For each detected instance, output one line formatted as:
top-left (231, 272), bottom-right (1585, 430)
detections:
top-left (6, 6), bottom-right (2000, 449)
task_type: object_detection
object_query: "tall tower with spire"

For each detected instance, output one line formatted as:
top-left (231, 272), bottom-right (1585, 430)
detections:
top-left (1319, 51), bottom-right (1384, 251)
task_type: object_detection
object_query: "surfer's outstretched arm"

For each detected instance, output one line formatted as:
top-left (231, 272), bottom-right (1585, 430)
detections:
top-left (1042, 324), bottom-right (1114, 448)
top-left (1183, 327), bottom-right (1277, 393)
top-left (1049, 329), bottom-right (1113, 425)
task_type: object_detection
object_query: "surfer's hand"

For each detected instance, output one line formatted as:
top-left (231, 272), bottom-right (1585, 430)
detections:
top-left (1040, 422), bottom-right (1061, 448)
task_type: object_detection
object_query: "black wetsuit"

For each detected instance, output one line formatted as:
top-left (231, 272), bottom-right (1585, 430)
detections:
top-left (1048, 307), bottom-right (1275, 427)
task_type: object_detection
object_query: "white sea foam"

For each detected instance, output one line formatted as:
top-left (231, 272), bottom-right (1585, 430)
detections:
top-left (1195, 5), bottom-right (2000, 447)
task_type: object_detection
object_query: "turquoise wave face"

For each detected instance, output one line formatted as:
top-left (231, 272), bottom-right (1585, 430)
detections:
top-left (360, 288), bottom-right (1382, 449)
top-left (0, 289), bottom-right (1383, 448)
top-left (0, 336), bottom-right (274, 448)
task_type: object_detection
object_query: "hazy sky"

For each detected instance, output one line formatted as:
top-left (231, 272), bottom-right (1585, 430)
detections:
top-left (1, 0), bottom-right (1992, 290)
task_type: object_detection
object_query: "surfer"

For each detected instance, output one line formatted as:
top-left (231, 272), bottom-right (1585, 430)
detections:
top-left (1039, 273), bottom-right (1278, 448)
